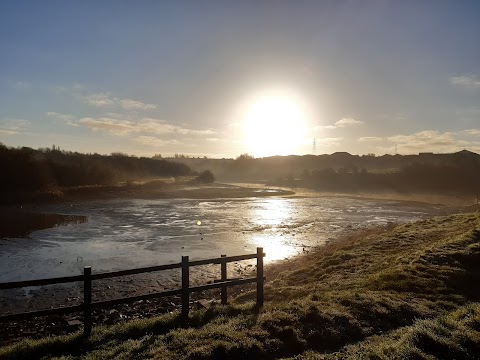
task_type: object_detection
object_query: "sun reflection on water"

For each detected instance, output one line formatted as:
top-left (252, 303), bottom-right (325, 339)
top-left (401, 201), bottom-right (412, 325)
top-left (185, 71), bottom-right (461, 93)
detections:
top-left (251, 198), bottom-right (292, 227)
top-left (251, 236), bottom-right (298, 262)
top-left (248, 199), bottom-right (298, 262)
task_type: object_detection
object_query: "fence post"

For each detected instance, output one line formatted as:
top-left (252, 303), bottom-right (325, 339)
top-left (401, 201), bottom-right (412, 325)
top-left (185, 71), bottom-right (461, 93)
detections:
top-left (83, 266), bottom-right (92, 336)
top-left (220, 254), bottom-right (227, 305)
top-left (181, 256), bottom-right (189, 321)
top-left (256, 247), bottom-right (264, 307)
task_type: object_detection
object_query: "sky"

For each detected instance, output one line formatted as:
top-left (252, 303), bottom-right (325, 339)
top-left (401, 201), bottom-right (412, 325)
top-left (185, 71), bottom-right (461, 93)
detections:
top-left (1, 0), bottom-right (480, 158)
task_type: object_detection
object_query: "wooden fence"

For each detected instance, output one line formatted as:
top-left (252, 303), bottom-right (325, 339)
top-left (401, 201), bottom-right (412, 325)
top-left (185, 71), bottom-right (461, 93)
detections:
top-left (0, 247), bottom-right (265, 336)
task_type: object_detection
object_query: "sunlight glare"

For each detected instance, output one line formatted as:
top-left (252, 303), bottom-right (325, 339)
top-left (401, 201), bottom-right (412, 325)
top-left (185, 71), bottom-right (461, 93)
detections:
top-left (239, 89), bottom-right (311, 157)
top-left (247, 199), bottom-right (298, 262)
top-left (252, 236), bottom-right (298, 262)
top-left (251, 198), bottom-right (291, 227)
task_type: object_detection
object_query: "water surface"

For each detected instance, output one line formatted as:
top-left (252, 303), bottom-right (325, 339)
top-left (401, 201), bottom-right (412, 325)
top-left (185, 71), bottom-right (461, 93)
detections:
top-left (0, 196), bottom-right (445, 283)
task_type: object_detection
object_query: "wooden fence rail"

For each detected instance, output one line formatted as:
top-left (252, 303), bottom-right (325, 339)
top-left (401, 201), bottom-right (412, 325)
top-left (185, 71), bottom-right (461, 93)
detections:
top-left (0, 247), bottom-right (266, 336)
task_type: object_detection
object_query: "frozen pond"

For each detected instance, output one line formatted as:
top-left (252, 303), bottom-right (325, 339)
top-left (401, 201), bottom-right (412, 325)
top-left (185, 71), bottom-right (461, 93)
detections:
top-left (0, 196), bottom-right (447, 283)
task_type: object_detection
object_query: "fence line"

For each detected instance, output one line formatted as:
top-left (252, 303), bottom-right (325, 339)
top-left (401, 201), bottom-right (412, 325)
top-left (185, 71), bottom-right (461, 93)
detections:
top-left (0, 247), bottom-right (265, 336)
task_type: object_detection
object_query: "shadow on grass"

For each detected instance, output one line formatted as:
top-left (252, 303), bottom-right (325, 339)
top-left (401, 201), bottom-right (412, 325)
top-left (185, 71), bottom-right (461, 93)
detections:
top-left (0, 303), bottom-right (262, 360)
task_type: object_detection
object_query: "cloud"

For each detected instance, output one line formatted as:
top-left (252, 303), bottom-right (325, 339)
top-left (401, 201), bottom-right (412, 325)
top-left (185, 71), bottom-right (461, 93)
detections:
top-left (119, 99), bottom-right (157, 111)
top-left (81, 92), bottom-right (116, 107)
top-left (227, 122), bottom-right (241, 128)
top-left (139, 118), bottom-right (216, 136)
top-left (79, 117), bottom-right (137, 135)
top-left (80, 92), bottom-right (157, 111)
top-left (50, 83), bottom-right (85, 94)
top-left (0, 129), bottom-right (17, 135)
top-left (335, 117), bottom-right (364, 127)
top-left (47, 112), bottom-right (79, 127)
top-left (134, 136), bottom-right (183, 147)
top-left (462, 129), bottom-right (480, 137)
top-left (358, 136), bottom-right (383, 142)
top-left (77, 116), bottom-right (216, 137)
top-left (13, 81), bottom-right (32, 91)
top-left (319, 117), bottom-right (364, 130)
top-left (387, 130), bottom-right (471, 153)
top-left (317, 137), bottom-right (342, 147)
top-left (0, 118), bottom-right (30, 135)
top-left (450, 75), bottom-right (480, 89)
top-left (51, 84), bottom-right (157, 110)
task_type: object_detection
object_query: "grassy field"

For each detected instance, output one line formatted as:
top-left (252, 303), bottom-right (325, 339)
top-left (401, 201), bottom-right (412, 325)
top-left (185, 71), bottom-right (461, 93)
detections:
top-left (1, 212), bottom-right (480, 359)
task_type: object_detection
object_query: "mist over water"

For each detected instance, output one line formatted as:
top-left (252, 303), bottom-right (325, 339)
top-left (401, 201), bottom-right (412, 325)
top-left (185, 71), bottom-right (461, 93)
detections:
top-left (0, 196), bottom-right (446, 283)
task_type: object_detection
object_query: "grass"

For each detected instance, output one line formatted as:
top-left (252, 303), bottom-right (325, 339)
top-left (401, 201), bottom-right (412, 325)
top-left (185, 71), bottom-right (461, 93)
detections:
top-left (1, 212), bottom-right (480, 359)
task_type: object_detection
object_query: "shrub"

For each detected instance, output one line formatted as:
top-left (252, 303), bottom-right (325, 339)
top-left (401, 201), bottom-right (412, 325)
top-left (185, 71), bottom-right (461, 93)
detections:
top-left (196, 170), bottom-right (215, 183)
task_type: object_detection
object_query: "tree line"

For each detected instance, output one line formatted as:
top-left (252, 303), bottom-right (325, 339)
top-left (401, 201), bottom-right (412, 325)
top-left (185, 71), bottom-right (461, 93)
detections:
top-left (173, 150), bottom-right (480, 196)
top-left (0, 143), bottom-right (191, 192)
top-left (279, 162), bottom-right (480, 196)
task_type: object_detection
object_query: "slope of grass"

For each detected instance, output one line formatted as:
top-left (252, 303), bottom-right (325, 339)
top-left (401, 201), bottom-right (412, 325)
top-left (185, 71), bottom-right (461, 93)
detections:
top-left (1, 212), bottom-right (480, 359)
top-left (294, 303), bottom-right (480, 359)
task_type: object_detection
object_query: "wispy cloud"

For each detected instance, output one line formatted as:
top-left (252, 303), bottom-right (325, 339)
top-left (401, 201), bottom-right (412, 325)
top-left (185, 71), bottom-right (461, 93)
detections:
top-left (77, 116), bottom-right (215, 137)
top-left (13, 81), bottom-right (32, 91)
top-left (387, 130), bottom-right (474, 153)
top-left (79, 117), bottom-right (137, 135)
top-left (462, 129), bottom-right (480, 137)
top-left (80, 92), bottom-right (157, 111)
top-left (139, 118), bottom-right (215, 136)
top-left (0, 118), bottom-right (30, 135)
top-left (134, 136), bottom-right (182, 147)
top-left (49, 83), bottom-right (84, 94)
top-left (47, 112), bottom-right (79, 127)
top-left (81, 92), bottom-right (115, 107)
top-left (319, 117), bottom-right (364, 130)
top-left (50, 84), bottom-right (157, 111)
top-left (119, 98), bottom-right (157, 111)
top-left (450, 74), bottom-right (480, 89)
top-left (335, 117), bottom-right (364, 127)
top-left (358, 136), bottom-right (383, 142)
top-left (316, 137), bottom-right (342, 147)
top-left (0, 129), bottom-right (17, 135)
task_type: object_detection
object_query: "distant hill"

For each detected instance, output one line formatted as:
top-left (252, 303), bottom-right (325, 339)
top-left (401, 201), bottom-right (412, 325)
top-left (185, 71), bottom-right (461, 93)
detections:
top-left (168, 151), bottom-right (480, 183)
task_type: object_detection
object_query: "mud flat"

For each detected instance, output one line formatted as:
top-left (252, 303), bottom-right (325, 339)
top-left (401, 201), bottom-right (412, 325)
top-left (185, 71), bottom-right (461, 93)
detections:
top-left (0, 184), bottom-right (459, 345)
top-left (0, 211), bottom-right (87, 239)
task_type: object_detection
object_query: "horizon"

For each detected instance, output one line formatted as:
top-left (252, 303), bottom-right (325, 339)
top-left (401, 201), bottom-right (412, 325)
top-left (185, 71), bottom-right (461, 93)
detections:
top-left (1, 1), bottom-right (480, 157)
top-left (2, 141), bottom-right (479, 160)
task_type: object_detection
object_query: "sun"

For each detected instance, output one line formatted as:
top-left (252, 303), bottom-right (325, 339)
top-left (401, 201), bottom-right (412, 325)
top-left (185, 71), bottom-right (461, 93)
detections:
top-left (239, 89), bottom-right (310, 157)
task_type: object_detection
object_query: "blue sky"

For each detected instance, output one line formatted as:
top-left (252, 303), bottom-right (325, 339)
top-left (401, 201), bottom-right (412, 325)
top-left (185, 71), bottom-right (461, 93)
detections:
top-left (1, 0), bottom-right (479, 157)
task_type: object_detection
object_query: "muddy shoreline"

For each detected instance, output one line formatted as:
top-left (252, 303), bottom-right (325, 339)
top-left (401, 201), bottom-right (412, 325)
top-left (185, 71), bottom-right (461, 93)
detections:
top-left (0, 183), bottom-right (472, 346)
top-left (0, 219), bottom-right (364, 346)
top-left (0, 182), bottom-right (296, 207)
top-left (0, 261), bottom-right (258, 346)
top-left (0, 219), bottom-right (448, 346)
